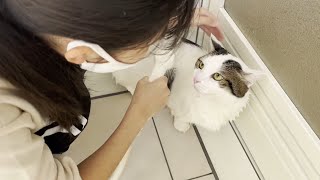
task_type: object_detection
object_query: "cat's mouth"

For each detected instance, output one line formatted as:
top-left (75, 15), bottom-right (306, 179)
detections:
top-left (193, 82), bottom-right (206, 93)
top-left (193, 78), bottom-right (201, 84)
top-left (193, 77), bottom-right (202, 91)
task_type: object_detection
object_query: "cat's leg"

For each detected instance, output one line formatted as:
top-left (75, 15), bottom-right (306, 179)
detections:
top-left (174, 117), bottom-right (191, 133)
top-left (169, 102), bottom-right (192, 133)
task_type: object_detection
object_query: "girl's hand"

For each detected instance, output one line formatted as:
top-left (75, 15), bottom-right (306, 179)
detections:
top-left (192, 8), bottom-right (224, 41)
top-left (79, 76), bottom-right (169, 180)
top-left (129, 76), bottom-right (170, 120)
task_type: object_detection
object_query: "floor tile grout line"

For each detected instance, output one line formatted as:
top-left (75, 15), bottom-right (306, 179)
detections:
top-left (186, 172), bottom-right (213, 180)
top-left (193, 125), bottom-right (220, 180)
top-left (90, 90), bottom-right (129, 100)
top-left (229, 121), bottom-right (265, 180)
top-left (152, 118), bottom-right (174, 180)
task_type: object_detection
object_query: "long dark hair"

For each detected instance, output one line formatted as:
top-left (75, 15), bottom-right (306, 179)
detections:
top-left (0, 0), bottom-right (196, 129)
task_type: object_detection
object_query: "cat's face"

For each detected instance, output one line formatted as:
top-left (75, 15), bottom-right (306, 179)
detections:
top-left (193, 50), bottom-right (262, 98)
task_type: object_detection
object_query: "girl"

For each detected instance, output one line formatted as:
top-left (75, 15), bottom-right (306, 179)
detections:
top-left (0, 0), bottom-right (223, 179)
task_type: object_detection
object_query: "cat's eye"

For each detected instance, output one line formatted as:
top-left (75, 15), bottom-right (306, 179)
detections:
top-left (196, 59), bottom-right (204, 69)
top-left (212, 73), bottom-right (224, 81)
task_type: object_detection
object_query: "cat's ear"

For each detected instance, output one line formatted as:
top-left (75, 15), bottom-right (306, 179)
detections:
top-left (242, 69), bottom-right (265, 87)
top-left (210, 34), bottom-right (228, 54)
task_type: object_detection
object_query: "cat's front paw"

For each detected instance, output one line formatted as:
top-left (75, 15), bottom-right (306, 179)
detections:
top-left (174, 120), bottom-right (191, 133)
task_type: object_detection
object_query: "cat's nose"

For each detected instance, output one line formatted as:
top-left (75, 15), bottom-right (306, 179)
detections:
top-left (193, 77), bottom-right (200, 84)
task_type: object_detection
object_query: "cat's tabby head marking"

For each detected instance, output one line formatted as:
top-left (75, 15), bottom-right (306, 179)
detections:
top-left (193, 35), bottom-right (263, 97)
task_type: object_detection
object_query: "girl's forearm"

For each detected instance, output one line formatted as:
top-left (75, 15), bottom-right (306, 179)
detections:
top-left (78, 104), bottom-right (148, 180)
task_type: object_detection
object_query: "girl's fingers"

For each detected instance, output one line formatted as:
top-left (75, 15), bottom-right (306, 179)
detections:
top-left (199, 25), bottom-right (224, 41)
top-left (193, 8), bottom-right (224, 41)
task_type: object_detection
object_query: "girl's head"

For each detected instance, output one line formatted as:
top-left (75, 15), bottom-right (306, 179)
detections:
top-left (6, 0), bottom-right (196, 63)
top-left (0, 0), bottom-right (196, 129)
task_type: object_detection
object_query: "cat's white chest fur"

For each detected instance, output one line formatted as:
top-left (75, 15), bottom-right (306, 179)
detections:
top-left (169, 89), bottom-right (250, 132)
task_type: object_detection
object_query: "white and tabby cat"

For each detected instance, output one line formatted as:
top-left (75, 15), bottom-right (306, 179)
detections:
top-left (113, 35), bottom-right (263, 132)
top-left (110, 35), bottom-right (262, 179)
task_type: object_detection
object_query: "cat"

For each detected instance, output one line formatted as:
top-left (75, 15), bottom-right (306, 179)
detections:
top-left (113, 35), bottom-right (263, 132)
top-left (167, 36), bottom-right (263, 132)
top-left (110, 35), bottom-right (262, 179)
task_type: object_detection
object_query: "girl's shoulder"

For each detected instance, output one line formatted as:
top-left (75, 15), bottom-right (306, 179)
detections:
top-left (0, 77), bottom-right (48, 132)
top-left (0, 77), bottom-right (82, 180)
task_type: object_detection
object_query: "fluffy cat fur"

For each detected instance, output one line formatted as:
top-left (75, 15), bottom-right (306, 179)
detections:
top-left (113, 35), bottom-right (263, 132)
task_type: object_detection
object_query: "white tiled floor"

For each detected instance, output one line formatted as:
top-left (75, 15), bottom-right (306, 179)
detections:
top-left (66, 94), bottom-right (131, 164)
top-left (153, 109), bottom-right (211, 180)
top-left (198, 125), bottom-right (258, 180)
top-left (193, 174), bottom-right (216, 180)
top-left (119, 120), bottom-right (172, 180)
top-left (84, 71), bottom-right (126, 97)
